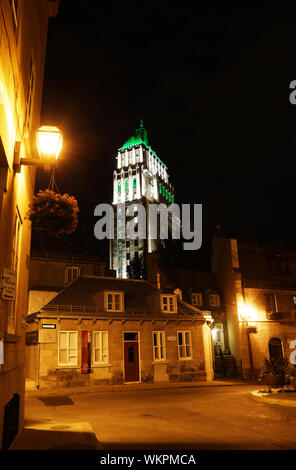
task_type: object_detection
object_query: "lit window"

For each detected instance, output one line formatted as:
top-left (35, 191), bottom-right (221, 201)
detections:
top-left (65, 266), bottom-right (80, 284)
top-left (264, 293), bottom-right (277, 313)
top-left (7, 212), bottom-right (22, 334)
top-left (93, 331), bottom-right (109, 364)
top-left (209, 294), bottom-right (220, 307)
top-left (191, 293), bottom-right (203, 307)
top-left (118, 181), bottom-right (121, 193)
top-left (9, 0), bottom-right (19, 34)
top-left (268, 338), bottom-right (283, 359)
top-left (58, 331), bottom-right (78, 366)
top-left (293, 295), bottom-right (296, 305)
top-left (125, 179), bottom-right (129, 191)
top-left (161, 295), bottom-right (177, 313)
top-left (178, 331), bottom-right (192, 359)
top-left (24, 57), bottom-right (35, 129)
top-left (133, 177), bottom-right (137, 189)
top-left (153, 331), bottom-right (166, 361)
top-left (105, 292), bottom-right (124, 312)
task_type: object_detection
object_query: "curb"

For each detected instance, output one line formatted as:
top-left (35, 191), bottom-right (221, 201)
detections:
top-left (25, 380), bottom-right (248, 398)
top-left (251, 390), bottom-right (296, 408)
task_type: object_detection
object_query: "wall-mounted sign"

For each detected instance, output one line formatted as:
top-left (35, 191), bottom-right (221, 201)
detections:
top-left (41, 324), bottom-right (56, 329)
top-left (26, 330), bottom-right (39, 346)
top-left (0, 340), bottom-right (4, 364)
top-left (1, 269), bottom-right (17, 301)
top-left (39, 329), bottom-right (56, 344)
top-left (168, 336), bottom-right (176, 341)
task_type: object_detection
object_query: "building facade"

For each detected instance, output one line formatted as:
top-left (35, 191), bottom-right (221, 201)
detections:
top-left (110, 120), bottom-right (175, 278)
top-left (146, 253), bottom-right (237, 378)
top-left (25, 276), bottom-right (214, 389)
top-left (212, 233), bottom-right (296, 378)
top-left (0, 0), bottom-right (58, 449)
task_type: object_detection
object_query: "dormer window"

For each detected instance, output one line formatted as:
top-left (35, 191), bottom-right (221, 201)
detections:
top-left (209, 294), bottom-right (220, 307)
top-left (65, 266), bottom-right (80, 284)
top-left (191, 293), bottom-right (203, 307)
top-left (105, 291), bottom-right (124, 312)
top-left (161, 294), bottom-right (177, 313)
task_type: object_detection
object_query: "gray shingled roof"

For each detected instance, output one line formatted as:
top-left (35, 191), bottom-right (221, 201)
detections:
top-left (33, 275), bottom-right (205, 321)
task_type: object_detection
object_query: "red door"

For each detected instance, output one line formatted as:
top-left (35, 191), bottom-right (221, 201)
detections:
top-left (124, 341), bottom-right (139, 382)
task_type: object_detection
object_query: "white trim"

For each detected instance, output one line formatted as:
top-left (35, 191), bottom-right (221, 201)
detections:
top-left (161, 294), bottom-right (177, 313)
top-left (177, 330), bottom-right (193, 360)
top-left (191, 292), bottom-right (203, 307)
top-left (209, 294), bottom-right (220, 307)
top-left (123, 331), bottom-right (141, 384)
top-left (92, 331), bottom-right (109, 365)
top-left (152, 331), bottom-right (166, 361)
top-left (58, 330), bottom-right (78, 367)
top-left (104, 291), bottom-right (124, 312)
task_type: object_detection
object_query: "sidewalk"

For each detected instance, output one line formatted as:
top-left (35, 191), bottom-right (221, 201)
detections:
top-left (25, 377), bottom-right (247, 398)
top-left (251, 389), bottom-right (296, 408)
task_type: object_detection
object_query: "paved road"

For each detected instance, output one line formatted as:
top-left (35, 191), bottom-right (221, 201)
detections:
top-left (24, 385), bottom-right (296, 450)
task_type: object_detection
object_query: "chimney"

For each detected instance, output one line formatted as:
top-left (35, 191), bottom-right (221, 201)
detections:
top-left (156, 272), bottom-right (161, 290)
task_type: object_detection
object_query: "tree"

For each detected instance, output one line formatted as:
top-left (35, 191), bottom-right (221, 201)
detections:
top-left (127, 252), bottom-right (146, 279)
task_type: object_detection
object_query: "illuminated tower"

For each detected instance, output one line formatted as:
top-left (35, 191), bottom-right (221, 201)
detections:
top-left (110, 120), bottom-right (175, 278)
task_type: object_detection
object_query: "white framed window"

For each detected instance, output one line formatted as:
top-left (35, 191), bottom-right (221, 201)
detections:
top-left (209, 294), bottom-right (220, 307)
top-left (58, 331), bottom-right (78, 366)
top-left (93, 331), bottom-right (109, 365)
top-left (65, 266), bottom-right (80, 284)
top-left (24, 57), bottom-right (35, 128)
top-left (7, 212), bottom-right (22, 334)
top-left (153, 331), bottom-right (166, 361)
top-left (178, 331), bottom-right (192, 360)
top-left (9, 0), bottom-right (19, 34)
top-left (191, 293), bottom-right (203, 306)
top-left (161, 294), bottom-right (177, 313)
top-left (105, 291), bottom-right (124, 312)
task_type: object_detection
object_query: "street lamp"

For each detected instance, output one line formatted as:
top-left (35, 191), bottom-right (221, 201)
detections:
top-left (14, 125), bottom-right (63, 172)
top-left (239, 302), bottom-right (257, 380)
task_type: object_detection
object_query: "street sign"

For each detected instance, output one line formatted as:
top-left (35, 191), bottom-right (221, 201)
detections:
top-left (41, 324), bottom-right (56, 329)
top-left (1, 269), bottom-right (16, 301)
top-left (26, 331), bottom-right (39, 346)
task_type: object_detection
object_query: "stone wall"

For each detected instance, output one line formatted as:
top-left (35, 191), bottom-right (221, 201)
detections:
top-left (26, 317), bottom-right (211, 388)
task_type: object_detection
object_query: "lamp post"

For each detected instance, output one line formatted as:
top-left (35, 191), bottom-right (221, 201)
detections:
top-left (240, 309), bottom-right (257, 381)
top-left (14, 125), bottom-right (63, 172)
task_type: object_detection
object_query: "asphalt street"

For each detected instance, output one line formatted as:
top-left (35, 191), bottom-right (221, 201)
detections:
top-left (21, 385), bottom-right (296, 450)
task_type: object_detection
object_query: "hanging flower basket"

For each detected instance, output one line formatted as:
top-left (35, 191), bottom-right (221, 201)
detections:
top-left (27, 189), bottom-right (79, 236)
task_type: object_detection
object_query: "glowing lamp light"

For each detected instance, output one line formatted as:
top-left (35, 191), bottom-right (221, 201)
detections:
top-left (36, 125), bottom-right (63, 162)
top-left (238, 302), bottom-right (257, 323)
top-left (15, 125), bottom-right (63, 172)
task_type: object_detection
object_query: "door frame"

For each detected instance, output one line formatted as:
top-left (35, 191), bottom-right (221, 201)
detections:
top-left (122, 331), bottom-right (141, 384)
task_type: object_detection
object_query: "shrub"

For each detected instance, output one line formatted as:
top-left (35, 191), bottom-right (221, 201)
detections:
top-left (27, 189), bottom-right (79, 236)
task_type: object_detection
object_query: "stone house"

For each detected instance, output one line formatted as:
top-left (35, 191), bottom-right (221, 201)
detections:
top-left (146, 254), bottom-right (236, 377)
top-left (212, 232), bottom-right (296, 378)
top-left (0, 0), bottom-right (58, 449)
top-left (25, 275), bottom-right (214, 389)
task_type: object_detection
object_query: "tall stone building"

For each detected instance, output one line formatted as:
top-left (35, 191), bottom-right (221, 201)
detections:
top-left (110, 121), bottom-right (175, 278)
top-left (0, 0), bottom-right (58, 449)
top-left (212, 232), bottom-right (296, 378)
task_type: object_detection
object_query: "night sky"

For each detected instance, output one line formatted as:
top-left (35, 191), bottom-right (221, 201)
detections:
top-left (36, 0), bottom-right (296, 270)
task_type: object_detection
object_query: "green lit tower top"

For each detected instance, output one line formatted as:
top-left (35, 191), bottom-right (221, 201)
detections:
top-left (111, 120), bottom-right (175, 278)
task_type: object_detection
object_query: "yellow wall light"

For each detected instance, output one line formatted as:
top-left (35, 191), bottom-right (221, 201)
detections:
top-left (14, 125), bottom-right (63, 172)
top-left (36, 125), bottom-right (63, 162)
top-left (238, 301), bottom-right (257, 323)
